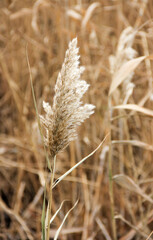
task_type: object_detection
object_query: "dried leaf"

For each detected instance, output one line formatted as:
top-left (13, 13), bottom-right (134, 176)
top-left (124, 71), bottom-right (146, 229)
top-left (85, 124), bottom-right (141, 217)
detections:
top-left (112, 139), bottom-right (153, 151)
top-left (109, 56), bottom-right (146, 95)
top-left (54, 200), bottom-right (78, 240)
top-left (113, 174), bottom-right (141, 193)
top-left (52, 133), bottom-right (109, 189)
top-left (82, 2), bottom-right (100, 29)
top-left (50, 200), bottom-right (69, 224)
top-left (67, 9), bottom-right (82, 20)
top-left (113, 104), bottom-right (153, 117)
top-left (113, 174), bottom-right (153, 204)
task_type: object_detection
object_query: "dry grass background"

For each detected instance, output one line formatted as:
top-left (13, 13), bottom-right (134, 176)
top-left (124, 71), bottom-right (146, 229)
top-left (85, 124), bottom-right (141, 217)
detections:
top-left (0, 0), bottom-right (153, 239)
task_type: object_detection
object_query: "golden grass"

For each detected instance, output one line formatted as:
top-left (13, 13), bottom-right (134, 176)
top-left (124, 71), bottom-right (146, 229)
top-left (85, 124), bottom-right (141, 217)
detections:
top-left (0, 1), bottom-right (153, 239)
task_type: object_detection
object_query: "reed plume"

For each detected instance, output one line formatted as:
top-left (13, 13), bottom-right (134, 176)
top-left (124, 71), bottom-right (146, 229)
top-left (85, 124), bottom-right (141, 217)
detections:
top-left (40, 37), bottom-right (95, 158)
top-left (109, 27), bottom-right (137, 103)
top-left (40, 38), bottom-right (95, 240)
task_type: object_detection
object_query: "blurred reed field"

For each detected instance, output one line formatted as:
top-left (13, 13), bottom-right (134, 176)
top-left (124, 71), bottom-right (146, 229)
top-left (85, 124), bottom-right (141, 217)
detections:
top-left (0, 0), bottom-right (153, 239)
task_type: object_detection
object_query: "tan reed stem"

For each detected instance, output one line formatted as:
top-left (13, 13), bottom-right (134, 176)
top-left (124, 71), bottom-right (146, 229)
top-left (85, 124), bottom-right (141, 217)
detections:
top-left (108, 97), bottom-right (117, 240)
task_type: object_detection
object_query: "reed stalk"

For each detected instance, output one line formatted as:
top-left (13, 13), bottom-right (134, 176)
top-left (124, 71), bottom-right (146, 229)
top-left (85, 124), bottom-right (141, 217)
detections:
top-left (108, 97), bottom-right (117, 240)
top-left (40, 38), bottom-right (95, 239)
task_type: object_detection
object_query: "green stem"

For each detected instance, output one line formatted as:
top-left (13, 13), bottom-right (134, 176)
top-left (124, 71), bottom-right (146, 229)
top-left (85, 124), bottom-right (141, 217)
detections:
top-left (45, 156), bottom-right (56, 240)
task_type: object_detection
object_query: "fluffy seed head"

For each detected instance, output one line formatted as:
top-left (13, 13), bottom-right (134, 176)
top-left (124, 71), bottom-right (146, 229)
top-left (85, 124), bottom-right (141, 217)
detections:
top-left (40, 38), bottom-right (95, 158)
top-left (109, 27), bottom-right (137, 103)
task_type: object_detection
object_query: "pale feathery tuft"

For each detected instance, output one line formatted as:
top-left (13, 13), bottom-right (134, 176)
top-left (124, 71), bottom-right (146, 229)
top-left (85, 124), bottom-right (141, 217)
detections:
top-left (40, 38), bottom-right (95, 158)
top-left (109, 27), bottom-right (137, 104)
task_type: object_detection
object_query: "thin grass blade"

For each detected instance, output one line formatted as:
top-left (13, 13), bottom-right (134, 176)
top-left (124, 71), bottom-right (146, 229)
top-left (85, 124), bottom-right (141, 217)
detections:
top-left (52, 133), bottom-right (109, 188)
top-left (26, 45), bottom-right (51, 170)
top-left (41, 188), bottom-right (46, 240)
top-left (113, 104), bottom-right (153, 117)
top-left (54, 200), bottom-right (79, 240)
top-left (50, 200), bottom-right (69, 224)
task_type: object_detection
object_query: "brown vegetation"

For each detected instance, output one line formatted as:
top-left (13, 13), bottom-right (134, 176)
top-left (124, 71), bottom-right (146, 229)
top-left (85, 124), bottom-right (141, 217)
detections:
top-left (0, 1), bottom-right (153, 239)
